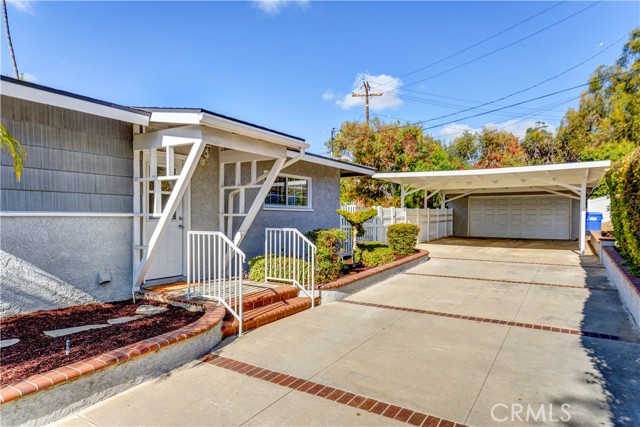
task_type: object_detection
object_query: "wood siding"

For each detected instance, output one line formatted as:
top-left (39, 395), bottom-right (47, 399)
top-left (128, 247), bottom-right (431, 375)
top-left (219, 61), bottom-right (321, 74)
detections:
top-left (1, 96), bottom-right (134, 212)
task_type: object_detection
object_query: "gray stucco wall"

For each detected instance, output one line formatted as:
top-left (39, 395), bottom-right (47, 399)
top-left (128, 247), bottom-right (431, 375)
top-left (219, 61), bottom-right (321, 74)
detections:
top-left (0, 217), bottom-right (132, 317)
top-left (190, 148), bottom-right (220, 232)
top-left (226, 160), bottom-right (341, 262)
top-left (448, 192), bottom-right (581, 240)
top-left (1, 96), bottom-right (134, 212)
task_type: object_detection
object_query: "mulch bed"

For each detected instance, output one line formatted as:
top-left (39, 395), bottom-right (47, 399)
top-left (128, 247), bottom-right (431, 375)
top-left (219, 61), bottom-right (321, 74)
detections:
top-left (0, 299), bottom-right (202, 386)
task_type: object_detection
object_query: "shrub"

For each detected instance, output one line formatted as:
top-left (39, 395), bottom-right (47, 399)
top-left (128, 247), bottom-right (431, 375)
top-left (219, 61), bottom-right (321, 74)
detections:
top-left (355, 242), bottom-right (395, 267)
top-left (248, 255), bottom-right (311, 283)
top-left (337, 208), bottom-right (378, 264)
top-left (605, 147), bottom-right (640, 274)
top-left (314, 229), bottom-right (347, 283)
top-left (387, 223), bottom-right (420, 255)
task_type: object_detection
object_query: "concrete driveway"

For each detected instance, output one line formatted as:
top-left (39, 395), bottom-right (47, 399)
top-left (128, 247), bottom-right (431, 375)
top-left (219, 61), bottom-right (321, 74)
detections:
top-left (56, 238), bottom-right (640, 427)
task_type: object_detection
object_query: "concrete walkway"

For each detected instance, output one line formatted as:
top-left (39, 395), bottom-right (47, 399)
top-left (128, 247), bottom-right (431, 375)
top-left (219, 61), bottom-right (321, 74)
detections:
top-left (56, 238), bottom-right (640, 427)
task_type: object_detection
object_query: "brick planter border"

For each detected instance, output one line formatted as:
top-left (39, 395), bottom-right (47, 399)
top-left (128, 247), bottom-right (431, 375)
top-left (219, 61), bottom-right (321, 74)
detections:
top-left (0, 292), bottom-right (225, 426)
top-left (602, 247), bottom-right (640, 327)
top-left (319, 250), bottom-right (429, 303)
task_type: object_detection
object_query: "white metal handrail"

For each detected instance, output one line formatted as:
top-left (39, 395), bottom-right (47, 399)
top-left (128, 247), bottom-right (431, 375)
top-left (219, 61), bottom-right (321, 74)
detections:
top-left (265, 228), bottom-right (316, 307)
top-left (187, 231), bottom-right (245, 335)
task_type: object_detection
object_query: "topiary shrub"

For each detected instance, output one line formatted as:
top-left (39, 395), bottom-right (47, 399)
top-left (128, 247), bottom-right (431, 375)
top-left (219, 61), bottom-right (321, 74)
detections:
top-left (387, 223), bottom-right (420, 255)
top-left (355, 242), bottom-right (395, 267)
top-left (605, 147), bottom-right (640, 275)
top-left (314, 229), bottom-right (347, 283)
top-left (337, 208), bottom-right (378, 264)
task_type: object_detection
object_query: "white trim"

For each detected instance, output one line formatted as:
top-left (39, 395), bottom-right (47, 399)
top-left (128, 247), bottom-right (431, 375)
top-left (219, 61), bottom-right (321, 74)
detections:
top-left (263, 173), bottom-right (312, 210)
top-left (374, 161), bottom-right (611, 179)
top-left (286, 149), bottom-right (375, 176)
top-left (0, 212), bottom-right (134, 217)
top-left (201, 114), bottom-right (308, 149)
top-left (1, 79), bottom-right (149, 125)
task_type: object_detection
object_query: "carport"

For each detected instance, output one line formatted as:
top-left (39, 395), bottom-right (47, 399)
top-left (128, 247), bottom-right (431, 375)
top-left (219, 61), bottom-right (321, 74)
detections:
top-left (373, 161), bottom-right (611, 255)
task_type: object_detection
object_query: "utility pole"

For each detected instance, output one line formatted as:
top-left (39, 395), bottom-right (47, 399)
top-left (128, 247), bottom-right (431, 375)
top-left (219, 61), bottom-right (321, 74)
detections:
top-left (330, 127), bottom-right (340, 159)
top-left (352, 80), bottom-right (382, 124)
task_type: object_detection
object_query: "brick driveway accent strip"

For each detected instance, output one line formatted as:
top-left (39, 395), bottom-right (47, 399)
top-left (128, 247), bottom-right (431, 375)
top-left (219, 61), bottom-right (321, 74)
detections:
top-left (427, 256), bottom-right (605, 269)
top-left (403, 272), bottom-right (616, 291)
top-left (339, 300), bottom-right (628, 343)
top-left (200, 354), bottom-right (469, 427)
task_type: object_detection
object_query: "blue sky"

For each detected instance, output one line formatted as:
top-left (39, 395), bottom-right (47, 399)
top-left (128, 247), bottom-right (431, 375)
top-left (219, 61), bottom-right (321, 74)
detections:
top-left (2, 1), bottom-right (638, 154)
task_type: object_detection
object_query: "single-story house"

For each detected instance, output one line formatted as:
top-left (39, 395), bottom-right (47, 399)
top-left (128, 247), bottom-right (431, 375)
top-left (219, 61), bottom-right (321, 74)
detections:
top-left (374, 161), bottom-right (611, 255)
top-left (0, 76), bottom-right (374, 317)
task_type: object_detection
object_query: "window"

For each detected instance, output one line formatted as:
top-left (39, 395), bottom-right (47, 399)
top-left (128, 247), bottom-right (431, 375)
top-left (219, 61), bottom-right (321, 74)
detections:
top-left (265, 175), bottom-right (311, 209)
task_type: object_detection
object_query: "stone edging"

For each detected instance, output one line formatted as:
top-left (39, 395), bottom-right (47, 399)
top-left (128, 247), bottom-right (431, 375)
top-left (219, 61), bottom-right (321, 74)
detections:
top-left (602, 247), bottom-right (640, 328)
top-left (318, 250), bottom-right (429, 291)
top-left (0, 292), bottom-right (225, 405)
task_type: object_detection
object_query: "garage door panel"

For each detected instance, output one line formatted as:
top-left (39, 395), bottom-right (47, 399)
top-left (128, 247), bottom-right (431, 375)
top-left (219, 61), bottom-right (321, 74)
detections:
top-left (469, 196), bottom-right (570, 240)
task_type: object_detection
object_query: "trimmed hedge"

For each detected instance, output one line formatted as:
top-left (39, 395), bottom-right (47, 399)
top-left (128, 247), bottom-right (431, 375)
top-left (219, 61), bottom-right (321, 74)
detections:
top-left (387, 223), bottom-right (420, 255)
top-left (355, 242), bottom-right (395, 267)
top-left (314, 229), bottom-right (347, 283)
top-left (605, 147), bottom-right (640, 274)
top-left (248, 255), bottom-right (310, 283)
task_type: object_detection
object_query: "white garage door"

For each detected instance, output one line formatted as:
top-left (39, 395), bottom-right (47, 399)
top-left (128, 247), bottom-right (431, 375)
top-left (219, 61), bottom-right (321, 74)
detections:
top-left (469, 196), bottom-right (570, 240)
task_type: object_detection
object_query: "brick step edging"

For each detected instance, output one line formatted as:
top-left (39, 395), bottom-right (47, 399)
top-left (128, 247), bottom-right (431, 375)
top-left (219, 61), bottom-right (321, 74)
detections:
top-left (0, 291), bottom-right (225, 405)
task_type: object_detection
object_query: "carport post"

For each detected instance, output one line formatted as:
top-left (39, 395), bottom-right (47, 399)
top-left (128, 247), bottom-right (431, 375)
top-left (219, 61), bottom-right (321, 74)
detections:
top-left (579, 170), bottom-right (588, 255)
top-left (401, 184), bottom-right (406, 208)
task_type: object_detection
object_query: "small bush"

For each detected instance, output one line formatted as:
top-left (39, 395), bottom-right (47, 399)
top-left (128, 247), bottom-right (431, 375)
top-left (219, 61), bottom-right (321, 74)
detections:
top-left (248, 255), bottom-right (310, 283)
top-left (387, 223), bottom-right (420, 255)
top-left (353, 241), bottom-right (386, 263)
top-left (315, 229), bottom-right (347, 283)
top-left (355, 242), bottom-right (395, 267)
top-left (605, 147), bottom-right (640, 274)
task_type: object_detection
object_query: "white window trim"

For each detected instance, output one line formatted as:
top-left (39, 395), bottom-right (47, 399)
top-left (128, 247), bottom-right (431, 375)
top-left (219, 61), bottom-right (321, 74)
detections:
top-left (263, 173), bottom-right (313, 211)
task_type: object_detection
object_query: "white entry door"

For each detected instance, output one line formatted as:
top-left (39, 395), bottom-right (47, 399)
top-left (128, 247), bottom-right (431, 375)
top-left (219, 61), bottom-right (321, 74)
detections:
top-left (469, 196), bottom-right (570, 240)
top-left (144, 155), bottom-right (186, 280)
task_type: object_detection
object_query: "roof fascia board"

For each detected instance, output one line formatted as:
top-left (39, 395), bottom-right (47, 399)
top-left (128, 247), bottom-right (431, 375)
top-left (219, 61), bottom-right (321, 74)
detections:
top-left (1, 79), bottom-right (149, 125)
top-left (286, 149), bottom-right (375, 176)
top-left (148, 111), bottom-right (203, 125)
top-left (201, 113), bottom-right (309, 150)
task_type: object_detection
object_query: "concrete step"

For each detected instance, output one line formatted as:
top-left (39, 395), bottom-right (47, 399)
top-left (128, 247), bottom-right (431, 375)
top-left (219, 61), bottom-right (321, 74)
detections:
top-left (221, 296), bottom-right (320, 337)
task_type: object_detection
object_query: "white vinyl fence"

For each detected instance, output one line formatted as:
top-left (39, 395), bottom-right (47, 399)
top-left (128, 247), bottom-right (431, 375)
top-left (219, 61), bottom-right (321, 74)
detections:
top-left (339, 205), bottom-right (453, 255)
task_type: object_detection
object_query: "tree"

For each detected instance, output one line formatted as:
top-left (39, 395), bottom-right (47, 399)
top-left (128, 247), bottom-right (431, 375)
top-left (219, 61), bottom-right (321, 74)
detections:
top-left (336, 208), bottom-right (378, 265)
top-left (521, 124), bottom-right (561, 165)
top-left (1, 124), bottom-right (27, 181)
top-left (447, 131), bottom-right (480, 168)
top-left (477, 127), bottom-right (525, 168)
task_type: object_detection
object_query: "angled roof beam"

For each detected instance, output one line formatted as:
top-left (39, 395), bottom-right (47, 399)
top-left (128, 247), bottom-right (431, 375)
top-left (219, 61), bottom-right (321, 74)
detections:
top-left (133, 125), bottom-right (202, 150)
top-left (535, 187), bottom-right (580, 200)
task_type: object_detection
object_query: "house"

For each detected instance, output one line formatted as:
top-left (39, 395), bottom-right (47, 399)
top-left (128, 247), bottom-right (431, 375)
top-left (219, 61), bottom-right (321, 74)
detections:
top-left (374, 161), bottom-right (611, 255)
top-left (0, 76), bottom-right (374, 317)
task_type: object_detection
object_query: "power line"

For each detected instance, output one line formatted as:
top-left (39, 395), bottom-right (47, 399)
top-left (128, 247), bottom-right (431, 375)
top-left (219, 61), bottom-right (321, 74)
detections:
top-left (352, 80), bottom-right (383, 124)
top-left (413, 31), bottom-right (630, 124)
top-left (383, 1), bottom-right (602, 92)
top-left (399, 1), bottom-right (566, 79)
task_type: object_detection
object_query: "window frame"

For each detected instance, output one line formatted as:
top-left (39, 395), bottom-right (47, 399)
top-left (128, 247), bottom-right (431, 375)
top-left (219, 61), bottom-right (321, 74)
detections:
top-left (263, 173), bottom-right (313, 211)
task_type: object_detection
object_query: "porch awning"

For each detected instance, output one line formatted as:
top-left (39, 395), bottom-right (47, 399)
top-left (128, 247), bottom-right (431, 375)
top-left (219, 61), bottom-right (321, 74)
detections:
top-left (373, 161), bottom-right (611, 195)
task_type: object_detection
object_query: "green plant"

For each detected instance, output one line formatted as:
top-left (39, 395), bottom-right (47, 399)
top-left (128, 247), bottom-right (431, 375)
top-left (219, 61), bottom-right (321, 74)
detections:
top-left (355, 242), bottom-right (395, 267)
top-left (387, 223), bottom-right (420, 255)
top-left (1, 124), bottom-right (27, 181)
top-left (337, 208), bottom-right (378, 264)
top-left (314, 229), bottom-right (347, 283)
top-left (605, 147), bottom-right (640, 275)
top-left (248, 255), bottom-right (311, 283)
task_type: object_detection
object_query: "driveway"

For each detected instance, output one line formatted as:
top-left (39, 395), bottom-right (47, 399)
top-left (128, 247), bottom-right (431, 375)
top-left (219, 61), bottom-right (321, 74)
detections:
top-left (56, 238), bottom-right (640, 427)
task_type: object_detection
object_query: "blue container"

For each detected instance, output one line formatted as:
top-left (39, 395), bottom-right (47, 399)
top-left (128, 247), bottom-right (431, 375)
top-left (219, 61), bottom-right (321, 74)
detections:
top-left (585, 212), bottom-right (603, 231)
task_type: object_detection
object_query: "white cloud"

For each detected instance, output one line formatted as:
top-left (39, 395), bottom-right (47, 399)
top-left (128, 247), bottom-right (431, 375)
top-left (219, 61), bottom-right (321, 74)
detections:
top-left (334, 73), bottom-right (403, 111)
top-left (7, 0), bottom-right (35, 14)
top-left (321, 90), bottom-right (336, 102)
top-left (20, 72), bottom-right (38, 83)
top-left (440, 123), bottom-right (471, 138)
top-left (253, 0), bottom-right (308, 15)
top-left (484, 119), bottom-right (556, 138)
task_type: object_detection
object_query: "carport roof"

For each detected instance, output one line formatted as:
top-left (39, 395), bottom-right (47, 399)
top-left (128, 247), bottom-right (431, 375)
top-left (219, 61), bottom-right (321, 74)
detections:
top-left (373, 161), bottom-right (611, 195)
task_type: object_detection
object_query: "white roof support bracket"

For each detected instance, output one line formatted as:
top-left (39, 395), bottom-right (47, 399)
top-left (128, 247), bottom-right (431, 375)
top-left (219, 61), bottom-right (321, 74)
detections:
top-left (540, 179), bottom-right (581, 195)
top-left (133, 125), bottom-right (203, 150)
top-left (132, 138), bottom-right (206, 289)
top-left (535, 187), bottom-right (580, 201)
top-left (233, 156), bottom-right (288, 247)
top-left (446, 191), bottom-right (475, 203)
top-left (405, 183), bottom-right (435, 196)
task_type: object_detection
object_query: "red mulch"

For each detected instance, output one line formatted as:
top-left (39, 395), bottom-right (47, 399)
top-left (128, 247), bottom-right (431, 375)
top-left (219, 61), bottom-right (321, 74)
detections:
top-left (0, 299), bottom-right (202, 386)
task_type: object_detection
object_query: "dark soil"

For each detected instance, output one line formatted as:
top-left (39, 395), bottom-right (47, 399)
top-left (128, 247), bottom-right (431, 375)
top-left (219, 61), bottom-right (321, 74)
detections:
top-left (343, 252), bottom-right (415, 274)
top-left (0, 300), bottom-right (202, 386)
